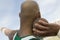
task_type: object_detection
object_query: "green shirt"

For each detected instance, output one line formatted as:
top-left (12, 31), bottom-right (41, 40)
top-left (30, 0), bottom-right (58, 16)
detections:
top-left (14, 33), bottom-right (42, 40)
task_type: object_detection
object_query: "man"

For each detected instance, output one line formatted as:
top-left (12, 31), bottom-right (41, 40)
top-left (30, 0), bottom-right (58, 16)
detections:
top-left (1, 0), bottom-right (41, 40)
top-left (0, 0), bottom-right (60, 40)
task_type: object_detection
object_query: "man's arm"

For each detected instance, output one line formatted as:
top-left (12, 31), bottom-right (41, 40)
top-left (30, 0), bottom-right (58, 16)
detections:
top-left (33, 18), bottom-right (60, 37)
top-left (43, 21), bottom-right (60, 40)
top-left (0, 27), bottom-right (18, 40)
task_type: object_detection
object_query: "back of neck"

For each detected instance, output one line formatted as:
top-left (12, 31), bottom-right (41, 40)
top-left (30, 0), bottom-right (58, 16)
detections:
top-left (18, 19), bottom-right (33, 37)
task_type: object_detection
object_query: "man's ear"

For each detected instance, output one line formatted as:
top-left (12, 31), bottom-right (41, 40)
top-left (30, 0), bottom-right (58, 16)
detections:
top-left (19, 13), bottom-right (20, 17)
top-left (35, 12), bottom-right (41, 19)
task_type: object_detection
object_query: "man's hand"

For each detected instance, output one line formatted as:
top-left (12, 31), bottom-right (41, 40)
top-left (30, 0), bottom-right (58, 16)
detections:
top-left (33, 18), bottom-right (60, 37)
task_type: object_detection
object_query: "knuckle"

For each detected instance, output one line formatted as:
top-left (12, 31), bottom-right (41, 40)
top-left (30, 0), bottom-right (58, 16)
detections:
top-left (33, 28), bottom-right (36, 31)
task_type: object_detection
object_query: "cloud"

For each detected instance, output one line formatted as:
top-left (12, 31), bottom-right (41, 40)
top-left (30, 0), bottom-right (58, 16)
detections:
top-left (0, 0), bottom-right (60, 40)
top-left (0, 0), bottom-right (20, 29)
top-left (35, 0), bottom-right (60, 22)
top-left (0, 0), bottom-right (21, 40)
top-left (0, 0), bottom-right (20, 40)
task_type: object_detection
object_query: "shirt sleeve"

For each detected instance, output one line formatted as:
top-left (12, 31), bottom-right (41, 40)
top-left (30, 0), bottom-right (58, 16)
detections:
top-left (57, 30), bottom-right (60, 38)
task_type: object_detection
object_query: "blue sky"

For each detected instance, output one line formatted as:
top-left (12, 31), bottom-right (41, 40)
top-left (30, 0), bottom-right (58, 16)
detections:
top-left (0, 0), bottom-right (60, 40)
top-left (35, 0), bottom-right (60, 22)
top-left (0, 0), bottom-right (23, 40)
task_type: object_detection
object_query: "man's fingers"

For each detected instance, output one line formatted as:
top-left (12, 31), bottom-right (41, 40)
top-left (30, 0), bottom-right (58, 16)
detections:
top-left (33, 28), bottom-right (47, 36)
top-left (38, 20), bottom-right (49, 26)
top-left (33, 23), bottom-right (50, 31)
top-left (39, 18), bottom-right (48, 23)
top-left (34, 18), bottom-right (48, 26)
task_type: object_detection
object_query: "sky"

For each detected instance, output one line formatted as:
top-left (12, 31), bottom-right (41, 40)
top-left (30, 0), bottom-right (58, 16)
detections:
top-left (0, 0), bottom-right (60, 40)
top-left (35, 0), bottom-right (60, 22)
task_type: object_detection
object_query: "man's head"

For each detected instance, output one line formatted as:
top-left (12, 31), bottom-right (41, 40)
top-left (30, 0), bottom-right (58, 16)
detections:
top-left (19, 1), bottom-right (40, 24)
top-left (18, 1), bottom-right (41, 37)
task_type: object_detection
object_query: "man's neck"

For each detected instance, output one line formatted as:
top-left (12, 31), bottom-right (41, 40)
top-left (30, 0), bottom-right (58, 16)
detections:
top-left (18, 20), bottom-right (33, 37)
